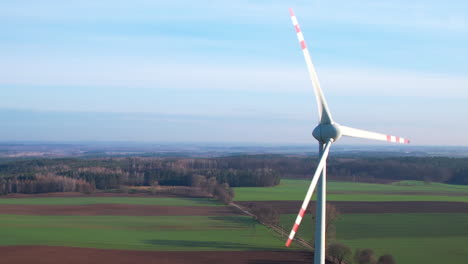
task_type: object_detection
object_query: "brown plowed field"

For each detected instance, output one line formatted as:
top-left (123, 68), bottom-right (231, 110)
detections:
top-left (0, 204), bottom-right (237, 216)
top-left (0, 246), bottom-right (323, 264)
top-left (237, 201), bottom-right (468, 214)
top-left (0, 192), bottom-right (206, 198)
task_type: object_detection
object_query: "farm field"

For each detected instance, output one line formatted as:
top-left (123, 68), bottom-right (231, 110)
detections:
top-left (237, 201), bottom-right (468, 214)
top-left (0, 197), bottom-right (222, 206)
top-left (280, 213), bottom-right (468, 264)
top-left (0, 246), bottom-right (313, 264)
top-left (0, 214), bottom-right (286, 251)
top-left (0, 194), bottom-right (312, 264)
top-left (234, 179), bottom-right (468, 201)
top-left (1, 179), bottom-right (468, 263)
top-left (238, 179), bottom-right (468, 263)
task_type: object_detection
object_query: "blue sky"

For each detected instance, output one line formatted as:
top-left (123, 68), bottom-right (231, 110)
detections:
top-left (1, 0), bottom-right (467, 145)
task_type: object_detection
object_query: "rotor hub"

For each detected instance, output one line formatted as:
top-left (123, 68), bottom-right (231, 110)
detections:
top-left (312, 123), bottom-right (342, 143)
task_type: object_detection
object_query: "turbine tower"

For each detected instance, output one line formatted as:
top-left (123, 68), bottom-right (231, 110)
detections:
top-left (285, 8), bottom-right (410, 264)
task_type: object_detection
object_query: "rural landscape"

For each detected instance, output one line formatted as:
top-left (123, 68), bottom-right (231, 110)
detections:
top-left (2, 0), bottom-right (467, 264)
top-left (0, 144), bottom-right (468, 263)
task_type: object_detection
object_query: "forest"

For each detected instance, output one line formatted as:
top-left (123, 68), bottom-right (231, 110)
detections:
top-left (0, 155), bottom-right (467, 195)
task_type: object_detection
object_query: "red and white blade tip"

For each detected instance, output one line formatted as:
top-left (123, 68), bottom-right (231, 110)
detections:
top-left (285, 207), bottom-right (306, 247)
top-left (386, 135), bottom-right (410, 144)
top-left (289, 8), bottom-right (295, 17)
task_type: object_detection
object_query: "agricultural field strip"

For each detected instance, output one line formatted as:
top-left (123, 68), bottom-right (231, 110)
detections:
top-left (0, 196), bottom-right (295, 251)
top-left (329, 180), bottom-right (468, 193)
top-left (328, 194), bottom-right (468, 202)
top-left (280, 213), bottom-right (468, 239)
top-left (0, 246), bottom-right (314, 264)
top-left (279, 213), bottom-right (468, 264)
top-left (234, 179), bottom-right (468, 201)
top-left (0, 214), bottom-right (294, 251)
top-left (235, 192), bottom-right (468, 202)
top-left (238, 201), bottom-right (468, 214)
top-left (339, 236), bottom-right (468, 264)
top-left (0, 204), bottom-right (237, 216)
top-left (0, 197), bottom-right (222, 206)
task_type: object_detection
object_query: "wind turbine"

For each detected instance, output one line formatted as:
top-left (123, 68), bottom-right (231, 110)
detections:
top-left (285, 8), bottom-right (410, 264)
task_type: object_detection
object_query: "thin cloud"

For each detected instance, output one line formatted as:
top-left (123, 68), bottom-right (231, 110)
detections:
top-left (1, 57), bottom-right (467, 99)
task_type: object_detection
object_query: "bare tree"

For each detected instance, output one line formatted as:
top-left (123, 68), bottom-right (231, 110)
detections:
top-left (377, 254), bottom-right (396, 264)
top-left (354, 248), bottom-right (377, 264)
top-left (206, 177), bottom-right (217, 194)
top-left (326, 203), bottom-right (340, 243)
top-left (191, 175), bottom-right (207, 188)
top-left (312, 203), bottom-right (341, 245)
top-left (327, 242), bottom-right (351, 264)
top-left (248, 204), bottom-right (280, 226)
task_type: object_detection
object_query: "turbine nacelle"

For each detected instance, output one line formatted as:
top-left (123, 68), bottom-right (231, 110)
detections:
top-left (312, 123), bottom-right (342, 143)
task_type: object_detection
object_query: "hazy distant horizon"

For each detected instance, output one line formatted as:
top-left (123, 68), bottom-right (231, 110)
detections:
top-left (1, 108), bottom-right (467, 146)
top-left (1, 139), bottom-right (468, 149)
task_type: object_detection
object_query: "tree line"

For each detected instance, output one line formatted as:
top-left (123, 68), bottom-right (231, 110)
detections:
top-left (211, 155), bottom-right (468, 185)
top-left (191, 175), bottom-right (235, 204)
top-left (0, 157), bottom-right (280, 194)
top-left (1, 155), bottom-right (467, 195)
top-left (0, 174), bottom-right (94, 195)
top-left (328, 244), bottom-right (396, 264)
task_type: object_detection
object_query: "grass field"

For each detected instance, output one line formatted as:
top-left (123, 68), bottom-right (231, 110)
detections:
top-left (0, 195), bottom-right (296, 252)
top-left (280, 213), bottom-right (468, 264)
top-left (0, 197), bottom-right (222, 206)
top-left (234, 179), bottom-right (468, 201)
top-left (0, 214), bottom-right (291, 251)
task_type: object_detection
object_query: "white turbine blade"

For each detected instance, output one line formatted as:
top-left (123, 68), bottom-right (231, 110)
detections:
top-left (285, 140), bottom-right (332, 247)
top-left (340, 125), bottom-right (410, 144)
top-left (289, 8), bottom-right (333, 124)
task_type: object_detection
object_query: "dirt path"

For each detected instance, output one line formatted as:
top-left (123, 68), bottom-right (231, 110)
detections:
top-left (237, 201), bottom-right (468, 214)
top-left (0, 204), bottom-right (237, 216)
top-left (0, 246), bottom-right (322, 264)
top-left (229, 202), bottom-right (313, 250)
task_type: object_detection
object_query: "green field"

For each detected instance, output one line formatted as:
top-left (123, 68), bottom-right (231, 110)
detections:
top-left (0, 196), bottom-right (294, 252)
top-left (280, 213), bottom-right (468, 264)
top-left (0, 197), bottom-right (222, 206)
top-left (234, 179), bottom-right (468, 201)
top-left (2, 180), bottom-right (468, 259)
top-left (0, 214), bottom-right (291, 251)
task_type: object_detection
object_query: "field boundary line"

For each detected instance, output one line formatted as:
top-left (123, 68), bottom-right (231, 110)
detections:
top-left (229, 202), bottom-right (314, 250)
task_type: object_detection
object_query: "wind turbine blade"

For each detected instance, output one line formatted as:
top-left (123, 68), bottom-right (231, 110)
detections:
top-left (340, 125), bottom-right (410, 144)
top-left (289, 8), bottom-right (333, 124)
top-left (285, 140), bottom-right (332, 247)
